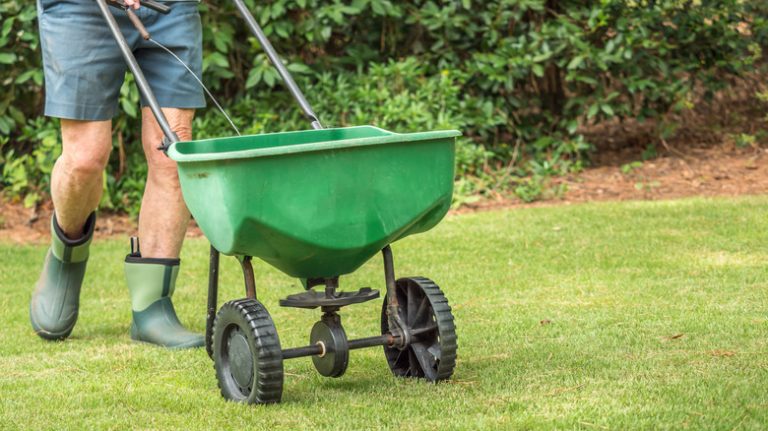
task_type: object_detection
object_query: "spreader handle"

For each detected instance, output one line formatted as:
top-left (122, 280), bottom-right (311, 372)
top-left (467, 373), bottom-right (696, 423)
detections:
top-left (125, 8), bottom-right (151, 40)
top-left (106, 0), bottom-right (171, 14)
top-left (96, 0), bottom-right (179, 149)
top-left (232, 0), bottom-right (323, 130)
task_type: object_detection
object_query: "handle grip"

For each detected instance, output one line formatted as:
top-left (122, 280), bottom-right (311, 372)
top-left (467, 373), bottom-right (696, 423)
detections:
top-left (106, 0), bottom-right (171, 14)
top-left (125, 8), bottom-right (151, 40)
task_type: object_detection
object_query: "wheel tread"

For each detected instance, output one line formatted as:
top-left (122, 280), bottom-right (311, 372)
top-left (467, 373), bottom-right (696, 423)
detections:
top-left (212, 298), bottom-right (284, 404)
top-left (381, 276), bottom-right (458, 382)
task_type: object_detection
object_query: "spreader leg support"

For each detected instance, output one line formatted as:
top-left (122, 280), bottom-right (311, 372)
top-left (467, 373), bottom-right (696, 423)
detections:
top-left (382, 246), bottom-right (410, 348)
top-left (205, 246), bottom-right (220, 358)
top-left (239, 256), bottom-right (257, 300)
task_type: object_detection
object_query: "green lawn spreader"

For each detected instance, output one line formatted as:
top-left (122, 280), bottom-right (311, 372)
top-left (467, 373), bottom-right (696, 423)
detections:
top-left (99, 0), bottom-right (459, 404)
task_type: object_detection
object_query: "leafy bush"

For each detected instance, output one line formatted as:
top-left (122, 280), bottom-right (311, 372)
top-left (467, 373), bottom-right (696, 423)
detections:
top-left (0, 117), bottom-right (58, 207)
top-left (0, 1), bottom-right (43, 135)
top-left (2, 0), bottom-right (767, 211)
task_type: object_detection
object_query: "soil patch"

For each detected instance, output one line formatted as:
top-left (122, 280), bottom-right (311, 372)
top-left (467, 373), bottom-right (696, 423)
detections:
top-left (0, 199), bottom-right (203, 245)
top-left (454, 142), bottom-right (768, 214)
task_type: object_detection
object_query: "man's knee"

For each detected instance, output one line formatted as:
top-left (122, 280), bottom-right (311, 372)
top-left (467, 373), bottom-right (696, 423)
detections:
top-left (142, 108), bottom-right (194, 141)
top-left (59, 120), bottom-right (112, 178)
top-left (172, 120), bottom-right (193, 142)
top-left (142, 108), bottom-right (194, 168)
top-left (61, 149), bottom-right (110, 178)
top-left (166, 111), bottom-right (193, 143)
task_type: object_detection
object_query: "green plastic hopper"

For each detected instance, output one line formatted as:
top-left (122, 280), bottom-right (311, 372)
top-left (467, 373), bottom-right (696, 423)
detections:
top-left (167, 126), bottom-right (459, 279)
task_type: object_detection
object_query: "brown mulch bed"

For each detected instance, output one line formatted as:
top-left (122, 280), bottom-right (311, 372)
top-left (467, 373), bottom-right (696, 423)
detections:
top-left (0, 200), bottom-right (204, 244)
top-left (560, 144), bottom-right (768, 203)
top-left (454, 141), bottom-right (768, 214)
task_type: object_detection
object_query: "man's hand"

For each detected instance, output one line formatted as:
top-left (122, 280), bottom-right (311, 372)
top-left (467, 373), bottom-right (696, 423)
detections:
top-left (124, 0), bottom-right (140, 9)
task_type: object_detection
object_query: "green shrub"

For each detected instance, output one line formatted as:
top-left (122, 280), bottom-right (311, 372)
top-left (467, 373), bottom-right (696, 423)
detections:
top-left (1, 0), bottom-right (767, 211)
top-left (0, 117), bottom-right (59, 207)
top-left (0, 1), bottom-right (43, 135)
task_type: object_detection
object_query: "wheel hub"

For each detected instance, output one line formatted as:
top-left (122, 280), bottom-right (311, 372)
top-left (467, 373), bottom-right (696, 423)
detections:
top-left (227, 327), bottom-right (254, 390)
top-left (310, 313), bottom-right (349, 378)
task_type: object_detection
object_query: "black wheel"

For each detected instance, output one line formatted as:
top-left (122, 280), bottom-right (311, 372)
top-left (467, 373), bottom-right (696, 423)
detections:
top-left (381, 277), bottom-right (457, 382)
top-left (212, 298), bottom-right (283, 404)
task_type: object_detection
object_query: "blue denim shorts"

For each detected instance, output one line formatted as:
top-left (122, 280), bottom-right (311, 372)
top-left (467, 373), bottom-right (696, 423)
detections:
top-left (37, 0), bottom-right (206, 121)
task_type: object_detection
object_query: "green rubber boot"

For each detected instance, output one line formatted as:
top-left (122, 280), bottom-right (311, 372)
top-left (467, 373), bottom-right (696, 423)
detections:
top-left (125, 246), bottom-right (204, 349)
top-left (30, 212), bottom-right (96, 340)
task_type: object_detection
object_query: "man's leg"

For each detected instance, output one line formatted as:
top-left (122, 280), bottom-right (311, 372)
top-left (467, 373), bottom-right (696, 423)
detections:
top-left (52, 120), bottom-right (113, 236)
top-left (138, 107), bottom-right (193, 258)
top-left (125, 107), bottom-right (203, 349)
top-left (30, 120), bottom-right (112, 340)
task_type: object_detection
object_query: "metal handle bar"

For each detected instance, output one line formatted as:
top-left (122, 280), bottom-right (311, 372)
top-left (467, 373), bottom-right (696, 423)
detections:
top-left (231, 0), bottom-right (323, 130)
top-left (96, 0), bottom-right (179, 148)
top-left (96, 0), bottom-right (324, 153)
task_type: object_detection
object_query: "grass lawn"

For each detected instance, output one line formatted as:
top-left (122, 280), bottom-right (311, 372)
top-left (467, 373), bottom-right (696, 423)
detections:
top-left (1, 196), bottom-right (767, 430)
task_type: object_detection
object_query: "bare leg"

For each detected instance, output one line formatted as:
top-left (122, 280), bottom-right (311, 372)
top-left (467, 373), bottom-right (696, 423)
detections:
top-left (30, 119), bottom-right (111, 340)
top-left (137, 107), bottom-right (194, 259)
top-left (124, 107), bottom-right (203, 349)
top-left (51, 119), bottom-right (113, 237)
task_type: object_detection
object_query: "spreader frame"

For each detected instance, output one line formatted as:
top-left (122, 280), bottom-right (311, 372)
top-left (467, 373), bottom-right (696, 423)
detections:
top-left (203, 245), bottom-right (412, 361)
top-left (96, 0), bottom-right (459, 403)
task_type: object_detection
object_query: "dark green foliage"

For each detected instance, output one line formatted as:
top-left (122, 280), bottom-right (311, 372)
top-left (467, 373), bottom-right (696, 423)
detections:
top-left (1, 0), bottom-right (766, 211)
top-left (0, 2), bottom-right (43, 135)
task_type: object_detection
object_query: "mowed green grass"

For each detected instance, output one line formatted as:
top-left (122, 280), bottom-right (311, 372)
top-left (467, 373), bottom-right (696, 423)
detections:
top-left (1, 196), bottom-right (767, 430)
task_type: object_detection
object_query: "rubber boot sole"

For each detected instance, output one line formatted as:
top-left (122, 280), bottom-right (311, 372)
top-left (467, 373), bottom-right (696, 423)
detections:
top-left (29, 303), bottom-right (77, 341)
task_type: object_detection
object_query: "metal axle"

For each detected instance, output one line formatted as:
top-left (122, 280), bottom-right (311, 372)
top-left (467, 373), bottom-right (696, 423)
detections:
top-left (280, 324), bottom-right (438, 361)
top-left (282, 333), bottom-right (396, 360)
